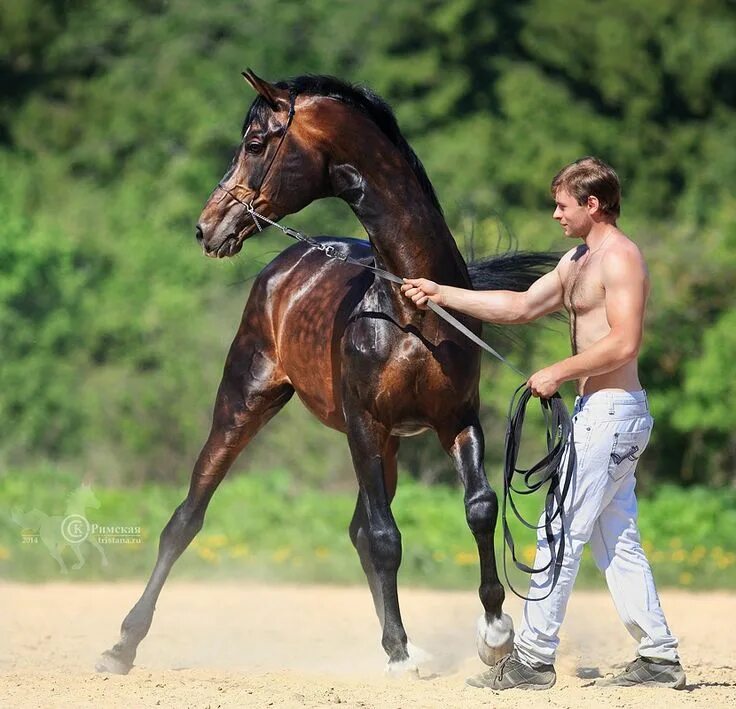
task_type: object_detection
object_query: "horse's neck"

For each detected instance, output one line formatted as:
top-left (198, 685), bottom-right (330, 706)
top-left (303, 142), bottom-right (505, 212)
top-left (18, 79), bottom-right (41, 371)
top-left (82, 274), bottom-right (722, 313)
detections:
top-left (330, 156), bottom-right (469, 288)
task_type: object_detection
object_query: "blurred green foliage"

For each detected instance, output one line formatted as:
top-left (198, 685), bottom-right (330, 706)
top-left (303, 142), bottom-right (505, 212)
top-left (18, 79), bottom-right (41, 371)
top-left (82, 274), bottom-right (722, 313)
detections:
top-left (1, 468), bottom-right (734, 588)
top-left (0, 0), bottom-right (734, 487)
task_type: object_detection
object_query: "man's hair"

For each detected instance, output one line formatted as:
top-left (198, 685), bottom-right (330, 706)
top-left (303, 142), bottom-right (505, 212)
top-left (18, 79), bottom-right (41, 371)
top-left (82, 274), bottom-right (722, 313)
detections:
top-left (551, 156), bottom-right (621, 219)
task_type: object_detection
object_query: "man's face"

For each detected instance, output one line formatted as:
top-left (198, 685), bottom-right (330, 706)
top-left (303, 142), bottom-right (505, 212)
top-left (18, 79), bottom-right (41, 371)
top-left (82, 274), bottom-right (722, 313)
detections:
top-left (552, 188), bottom-right (594, 238)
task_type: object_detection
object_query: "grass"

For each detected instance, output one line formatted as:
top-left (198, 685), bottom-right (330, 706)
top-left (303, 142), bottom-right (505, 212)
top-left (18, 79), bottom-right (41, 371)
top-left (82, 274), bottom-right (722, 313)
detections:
top-left (1, 467), bottom-right (734, 590)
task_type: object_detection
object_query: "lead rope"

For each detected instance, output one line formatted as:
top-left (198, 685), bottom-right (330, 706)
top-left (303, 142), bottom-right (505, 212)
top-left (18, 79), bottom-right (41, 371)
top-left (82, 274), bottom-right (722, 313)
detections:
top-left (502, 384), bottom-right (575, 600)
top-left (230, 187), bottom-right (573, 600)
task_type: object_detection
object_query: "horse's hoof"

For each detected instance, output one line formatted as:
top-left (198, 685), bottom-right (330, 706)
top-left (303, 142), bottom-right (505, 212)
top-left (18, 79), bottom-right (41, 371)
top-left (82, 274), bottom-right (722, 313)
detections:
top-left (385, 657), bottom-right (420, 678)
top-left (95, 650), bottom-right (133, 675)
top-left (476, 613), bottom-right (514, 667)
top-left (384, 642), bottom-right (430, 678)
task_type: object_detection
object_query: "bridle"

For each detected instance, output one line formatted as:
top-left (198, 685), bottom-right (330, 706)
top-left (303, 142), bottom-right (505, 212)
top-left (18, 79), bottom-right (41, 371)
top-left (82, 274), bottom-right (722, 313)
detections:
top-left (214, 91), bottom-right (297, 227)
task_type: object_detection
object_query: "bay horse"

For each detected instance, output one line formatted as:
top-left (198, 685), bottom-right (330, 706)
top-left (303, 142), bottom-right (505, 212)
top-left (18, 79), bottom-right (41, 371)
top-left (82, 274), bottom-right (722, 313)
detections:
top-left (97, 70), bottom-right (553, 675)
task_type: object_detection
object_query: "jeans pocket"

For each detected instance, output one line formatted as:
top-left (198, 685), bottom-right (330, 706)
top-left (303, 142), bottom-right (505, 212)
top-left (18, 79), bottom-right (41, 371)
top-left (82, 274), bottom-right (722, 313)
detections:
top-left (607, 428), bottom-right (651, 482)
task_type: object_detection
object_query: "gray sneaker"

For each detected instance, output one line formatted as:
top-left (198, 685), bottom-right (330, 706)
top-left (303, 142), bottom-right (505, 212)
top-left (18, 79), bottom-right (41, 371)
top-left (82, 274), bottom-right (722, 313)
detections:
top-left (466, 651), bottom-right (556, 690)
top-left (596, 656), bottom-right (686, 689)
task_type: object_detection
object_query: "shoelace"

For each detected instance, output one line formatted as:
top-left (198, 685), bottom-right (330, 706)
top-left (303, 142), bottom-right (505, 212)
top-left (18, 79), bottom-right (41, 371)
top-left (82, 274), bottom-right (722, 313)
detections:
top-left (487, 652), bottom-right (513, 681)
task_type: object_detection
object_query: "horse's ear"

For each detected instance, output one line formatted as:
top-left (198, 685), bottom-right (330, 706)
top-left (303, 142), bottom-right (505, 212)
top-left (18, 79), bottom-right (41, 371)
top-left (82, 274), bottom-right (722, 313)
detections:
top-left (242, 68), bottom-right (289, 110)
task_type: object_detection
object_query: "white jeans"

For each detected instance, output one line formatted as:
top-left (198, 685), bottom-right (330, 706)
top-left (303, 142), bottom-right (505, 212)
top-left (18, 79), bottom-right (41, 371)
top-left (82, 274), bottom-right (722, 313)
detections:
top-left (515, 389), bottom-right (679, 667)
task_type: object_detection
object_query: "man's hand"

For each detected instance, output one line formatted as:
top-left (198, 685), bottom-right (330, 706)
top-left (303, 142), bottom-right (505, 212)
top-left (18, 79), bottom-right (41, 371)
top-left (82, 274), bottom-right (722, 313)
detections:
top-left (527, 365), bottom-right (563, 399)
top-left (401, 278), bottom-right (442, 309)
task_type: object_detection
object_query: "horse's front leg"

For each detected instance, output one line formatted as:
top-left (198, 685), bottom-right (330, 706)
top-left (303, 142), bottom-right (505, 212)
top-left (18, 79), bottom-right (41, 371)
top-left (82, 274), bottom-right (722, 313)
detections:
top-left (96, 353), bottom-right (293, 674)
top-left (345, 411), bottom-right (415, 673)
top-left (441, 416), bottom-right (514, 666)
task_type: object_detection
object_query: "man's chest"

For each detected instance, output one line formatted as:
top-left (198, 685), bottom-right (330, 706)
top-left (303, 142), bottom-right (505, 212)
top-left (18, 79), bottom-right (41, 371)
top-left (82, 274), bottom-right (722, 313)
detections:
top-left (562, 259), bottom-right (606, 315)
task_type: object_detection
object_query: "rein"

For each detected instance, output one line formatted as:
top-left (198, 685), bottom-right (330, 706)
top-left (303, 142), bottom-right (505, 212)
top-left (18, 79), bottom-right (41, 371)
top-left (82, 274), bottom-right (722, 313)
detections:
top-left (215, 96), bottom-right (573, 599)
top-left (502, 385), bottom-right (574, 600)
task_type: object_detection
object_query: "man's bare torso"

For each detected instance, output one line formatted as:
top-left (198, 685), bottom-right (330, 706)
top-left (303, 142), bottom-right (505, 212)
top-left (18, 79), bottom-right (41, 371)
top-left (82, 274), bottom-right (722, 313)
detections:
top-left (557, 232), bottom-right (648, 395)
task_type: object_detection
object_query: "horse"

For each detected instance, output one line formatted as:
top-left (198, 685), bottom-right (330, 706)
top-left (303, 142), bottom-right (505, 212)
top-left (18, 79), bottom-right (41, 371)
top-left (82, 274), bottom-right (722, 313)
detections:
top-left (97, 70), bottom-right (554, 675)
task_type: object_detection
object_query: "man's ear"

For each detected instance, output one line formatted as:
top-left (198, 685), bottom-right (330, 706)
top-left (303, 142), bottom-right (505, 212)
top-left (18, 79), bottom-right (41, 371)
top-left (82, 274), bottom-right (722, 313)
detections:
top-left (587, 195), bottom-right (601, 214)
top-left (242, 68), bottom-right (290, 111)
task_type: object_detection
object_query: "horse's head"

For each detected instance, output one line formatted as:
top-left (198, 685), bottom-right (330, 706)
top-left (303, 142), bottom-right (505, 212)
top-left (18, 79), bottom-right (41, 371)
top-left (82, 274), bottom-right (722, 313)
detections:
top-left (196, 69), bottom-right (332, 258)
top-left (69, 483), bottom-right (100, 513)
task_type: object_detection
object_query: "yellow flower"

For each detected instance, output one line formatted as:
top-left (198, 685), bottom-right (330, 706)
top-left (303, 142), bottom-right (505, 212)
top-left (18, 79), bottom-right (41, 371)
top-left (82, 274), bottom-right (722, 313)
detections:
top-left (522, 545), bottom-right (536, 564)
top-left (678, 572), bottom-right (693, 586)
top-left (0, 545), bottom-right (10, 561)
top-left (454, 551), bottom-right (476, 566)
top-left (689, 546), bottom-right (706, 564)
top-left (314, 546), bottom-right (330, 559)
top-left (671, 549), bottom-right (687, 563)
top-left (669, 538), bottom-right (682, 549)
top-left (229, 544), bottom-right (250, 559)
top-left (197, 547), bottom-right (218, 564)
top-left (204, 534), bottom-right (228, 549)
top-left (272, 547), bottom-right (292, 563)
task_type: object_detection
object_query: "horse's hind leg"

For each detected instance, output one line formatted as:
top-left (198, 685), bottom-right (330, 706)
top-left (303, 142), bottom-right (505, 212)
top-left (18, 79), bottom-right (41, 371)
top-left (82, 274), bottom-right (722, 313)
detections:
top-left (440, 416), bottom-right (514, 666)
top-left (348, 436), bottom-right (399, 628)
top-left (96, 344), bottom-right (293, 674)
top-left (345, 414), bottom-right (419, 673)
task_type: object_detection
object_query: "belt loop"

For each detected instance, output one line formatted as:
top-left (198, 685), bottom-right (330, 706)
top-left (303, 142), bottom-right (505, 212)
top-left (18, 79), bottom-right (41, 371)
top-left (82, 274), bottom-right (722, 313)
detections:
top-left (608, 398), bottom-right (615, 416)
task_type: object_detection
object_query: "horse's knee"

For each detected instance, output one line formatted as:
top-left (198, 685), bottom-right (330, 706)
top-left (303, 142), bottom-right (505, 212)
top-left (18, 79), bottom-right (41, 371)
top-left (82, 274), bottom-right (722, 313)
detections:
top-left (159, 500), bottom-right (205, 552)
top-left (368, 524), bottom-right (402, 572)
top-left (465, 491), bottom-right (498, 537)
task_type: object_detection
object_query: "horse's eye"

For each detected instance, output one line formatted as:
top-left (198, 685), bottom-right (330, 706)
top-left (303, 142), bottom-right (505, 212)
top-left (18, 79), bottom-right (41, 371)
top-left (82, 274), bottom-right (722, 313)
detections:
top-left (245, 141), bottom-right (265, 155)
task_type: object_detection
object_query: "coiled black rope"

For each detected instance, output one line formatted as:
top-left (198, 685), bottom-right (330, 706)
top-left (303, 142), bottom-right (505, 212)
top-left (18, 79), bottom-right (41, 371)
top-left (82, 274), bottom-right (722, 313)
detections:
top-left (501, 384), bottom-right (575, 601)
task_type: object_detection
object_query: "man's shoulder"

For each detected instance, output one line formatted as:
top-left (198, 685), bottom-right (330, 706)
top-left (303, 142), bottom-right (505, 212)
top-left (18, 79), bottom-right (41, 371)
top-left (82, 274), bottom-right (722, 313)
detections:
top-left (607, 231), bottom-right (646, 261)
top-left (603, 233), bottom-right (649, 281)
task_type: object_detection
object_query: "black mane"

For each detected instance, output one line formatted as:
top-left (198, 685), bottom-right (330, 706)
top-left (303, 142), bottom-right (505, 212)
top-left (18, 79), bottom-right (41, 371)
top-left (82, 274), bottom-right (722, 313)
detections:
top-left (243, 74), bottom-right (443, 215)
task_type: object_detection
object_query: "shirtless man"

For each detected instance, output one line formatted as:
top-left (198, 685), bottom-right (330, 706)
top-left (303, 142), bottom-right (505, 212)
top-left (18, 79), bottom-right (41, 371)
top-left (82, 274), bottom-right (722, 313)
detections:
top-left (401, 157), bottom-right (685, 690)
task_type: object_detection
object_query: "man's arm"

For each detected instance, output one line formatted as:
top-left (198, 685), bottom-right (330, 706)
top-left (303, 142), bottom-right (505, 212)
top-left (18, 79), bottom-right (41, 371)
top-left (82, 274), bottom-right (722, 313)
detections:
top-left (401, 261), bottom-right (565, 324)
top-left (527, 247), bottom-right (648, 396)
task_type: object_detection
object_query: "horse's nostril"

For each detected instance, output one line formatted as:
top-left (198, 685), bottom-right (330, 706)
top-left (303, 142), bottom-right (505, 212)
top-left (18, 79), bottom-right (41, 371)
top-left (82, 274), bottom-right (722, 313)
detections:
top-left (195, 224), bottom-right (204, 244)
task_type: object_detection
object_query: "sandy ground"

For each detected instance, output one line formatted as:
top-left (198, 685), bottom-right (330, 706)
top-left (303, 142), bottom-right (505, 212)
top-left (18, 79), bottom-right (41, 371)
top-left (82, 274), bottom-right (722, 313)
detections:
top-left (0, 582), bottom-right (734, 708)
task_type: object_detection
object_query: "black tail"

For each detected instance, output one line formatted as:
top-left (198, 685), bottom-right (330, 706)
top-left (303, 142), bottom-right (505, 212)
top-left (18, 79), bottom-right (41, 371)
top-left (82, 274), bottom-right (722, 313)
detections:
top-left (468, 251), bottom-right (561, 292)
